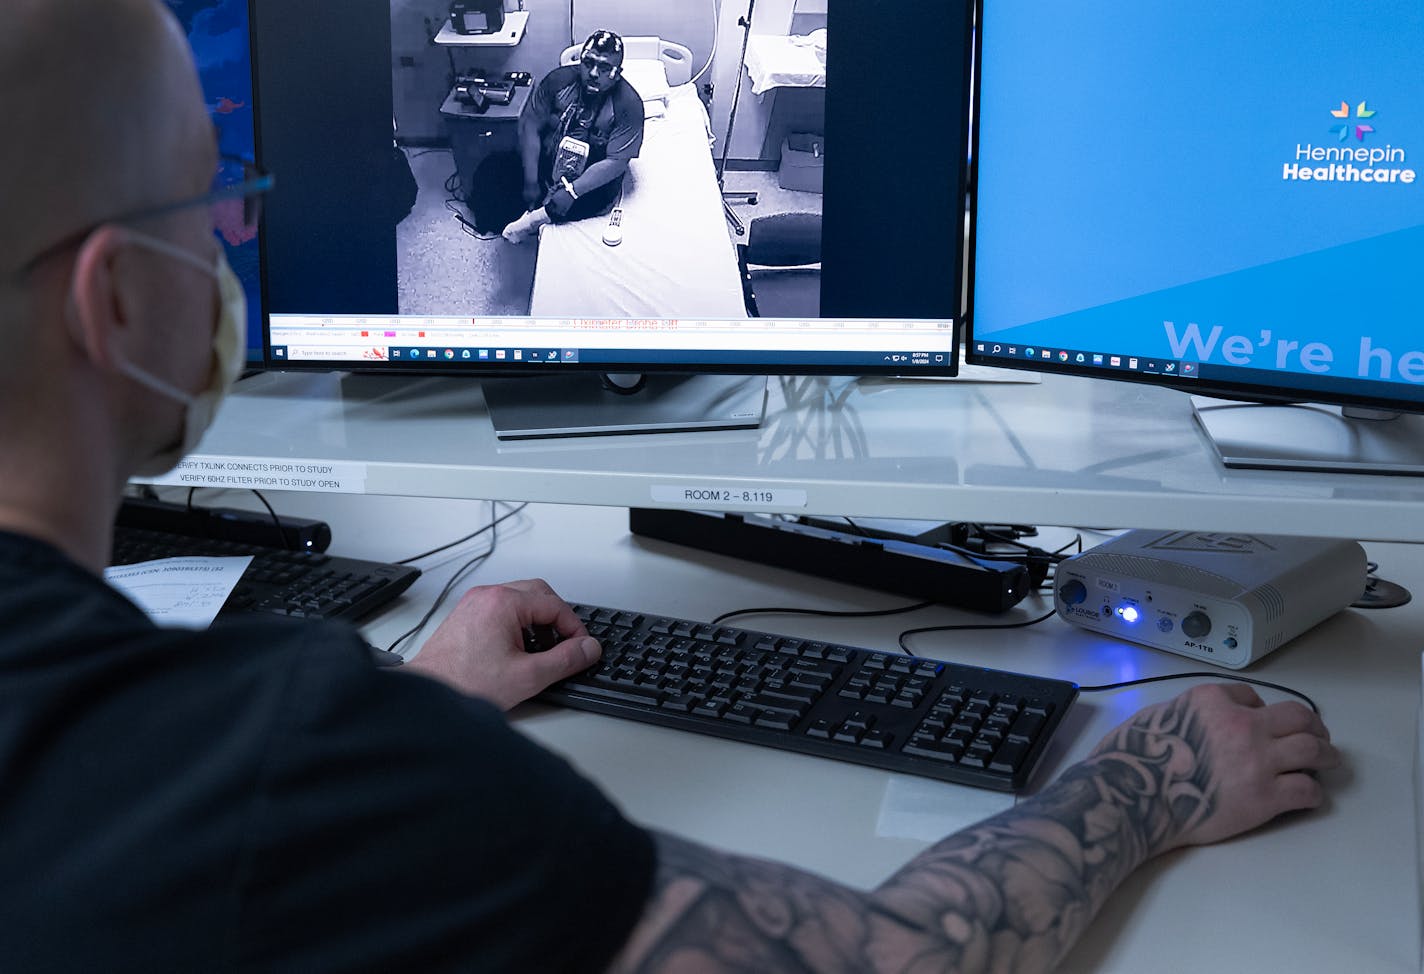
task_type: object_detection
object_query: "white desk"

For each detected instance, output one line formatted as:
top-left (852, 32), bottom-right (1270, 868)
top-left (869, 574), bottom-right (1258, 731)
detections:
top-left (194, 490), bottom-right (1422, 973)
top-left (173, 369), bottom-right (1424, 542)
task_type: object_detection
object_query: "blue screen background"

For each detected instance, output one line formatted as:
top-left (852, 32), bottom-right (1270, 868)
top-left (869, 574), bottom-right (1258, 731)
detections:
top-left (973, 0), bottom-right (1424, 396)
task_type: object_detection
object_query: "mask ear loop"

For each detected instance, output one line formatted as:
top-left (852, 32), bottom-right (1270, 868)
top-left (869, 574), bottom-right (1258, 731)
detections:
top-left (95, 227), bottom-right (219, 407)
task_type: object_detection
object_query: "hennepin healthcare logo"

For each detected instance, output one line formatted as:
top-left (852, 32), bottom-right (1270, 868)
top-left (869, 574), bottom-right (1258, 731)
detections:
top-left (1281, 98), bottom-right (1416, 185)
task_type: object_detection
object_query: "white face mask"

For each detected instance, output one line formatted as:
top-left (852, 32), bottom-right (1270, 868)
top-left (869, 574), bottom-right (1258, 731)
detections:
top-left (109, 230), bottom-right (248, 476)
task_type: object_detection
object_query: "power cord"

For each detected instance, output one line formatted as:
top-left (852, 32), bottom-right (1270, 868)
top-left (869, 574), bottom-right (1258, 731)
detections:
top-left (710, 599), bottom-right (934, 627)
top-left (705, 596), bottom-right (1057, 660)
top-left (897, 608), bottom-right (1059, 656)
top-left (386, 500), bottom-right (516, 655)
top-left (960, 524), bottom-right (1083, 590)
top-left (1078, 672), bottom-right (1320, 714)
top-left (395, 502), bottom-right (528, 564)
top-left (443, 169), bottom-right (503, 241)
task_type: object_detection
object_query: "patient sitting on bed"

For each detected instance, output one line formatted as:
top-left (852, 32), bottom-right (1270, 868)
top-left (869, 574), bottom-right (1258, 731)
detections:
top-left (502, 30), bottom-right (645, 244)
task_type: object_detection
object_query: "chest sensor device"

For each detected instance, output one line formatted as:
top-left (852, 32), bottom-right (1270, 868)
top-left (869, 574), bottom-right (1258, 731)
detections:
top-left (1055, 530), bottom-right (1366, 668)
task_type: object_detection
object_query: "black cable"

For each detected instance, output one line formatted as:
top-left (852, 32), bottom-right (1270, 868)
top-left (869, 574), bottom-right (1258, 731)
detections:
top-left (971, 524), bottom-right (1079, 563)
top-left (967, 523), bottom-right (1033, 544)
top-left (897, 608), bottom-right (1059, 655)
top-left (444, 197), bottom-right (502, 240)
top-left (709, 600), bottom-right (934, 627)
top-left (800, 515), bottom-right (1022, 573)
top-left (248, 490), bottom-right (292, 550)
top-left (935, 540), bottom-right (1041, 573)
top-left (395, 502), bottom-right (527, 564)
top-left (807, 514), bottom-right (1025, 573)
top-left (386, 501), bottom-right (505, 655)
top-left (385, 546), bottom-right (496, 655)
top-left (838, 515), bottom-right (870, 536)
top-left (1077, 672), bottom-right (1320, 715)
top-left (438, 162), bottom-right (501, 241)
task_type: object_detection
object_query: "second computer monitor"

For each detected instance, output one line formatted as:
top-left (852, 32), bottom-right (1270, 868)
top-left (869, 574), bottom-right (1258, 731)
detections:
top-left (969, 0), bottom-right (1424, 470)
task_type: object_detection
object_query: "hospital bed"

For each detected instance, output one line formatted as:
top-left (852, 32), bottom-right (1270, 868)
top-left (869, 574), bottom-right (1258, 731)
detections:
top-left (528, 37), bottom-right (750, 320)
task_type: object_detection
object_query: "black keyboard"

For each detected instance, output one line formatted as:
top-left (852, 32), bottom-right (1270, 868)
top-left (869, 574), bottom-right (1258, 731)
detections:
top-left (539, 604), bottom-right (1079, 792)
top-left (111, 525), bottom-right (421, 623)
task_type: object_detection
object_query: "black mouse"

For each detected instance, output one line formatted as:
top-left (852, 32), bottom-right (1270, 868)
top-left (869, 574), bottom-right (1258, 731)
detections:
top-left (522, 624), bottom-right (562, 653)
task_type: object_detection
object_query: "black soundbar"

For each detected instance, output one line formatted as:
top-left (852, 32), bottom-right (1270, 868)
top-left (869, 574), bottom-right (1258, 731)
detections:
top-left (628, 509), bottom-right (1031, 613)
top-left (117, 496), bottom-right (333, 552)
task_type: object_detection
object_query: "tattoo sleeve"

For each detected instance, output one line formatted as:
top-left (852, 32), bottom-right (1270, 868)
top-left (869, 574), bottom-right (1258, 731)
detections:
top-left (609, 695), bottom-right (1219, 974)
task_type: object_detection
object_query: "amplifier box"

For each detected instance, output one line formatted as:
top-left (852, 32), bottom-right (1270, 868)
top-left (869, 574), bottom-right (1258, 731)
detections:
top-left (1055, 530), bottom-right (1366, 668)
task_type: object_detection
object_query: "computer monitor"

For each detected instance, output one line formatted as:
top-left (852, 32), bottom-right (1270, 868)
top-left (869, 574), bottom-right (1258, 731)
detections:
top-left (250, 0), bottom-right (970, 437)
top-left (167, 0), bottom-right (265, 369)
top-left (968, 0), bottom-right (1424, 475)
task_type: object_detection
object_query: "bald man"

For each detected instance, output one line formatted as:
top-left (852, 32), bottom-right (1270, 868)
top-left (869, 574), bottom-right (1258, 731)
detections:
top-left (0, 3), bottom-right (1341, 972)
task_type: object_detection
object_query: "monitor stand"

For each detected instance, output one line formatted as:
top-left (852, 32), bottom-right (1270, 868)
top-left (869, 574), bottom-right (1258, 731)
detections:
top-left (1192, 396), bottom-right (1424, 476)
top-left (480, 373), bottom-right (768, 439)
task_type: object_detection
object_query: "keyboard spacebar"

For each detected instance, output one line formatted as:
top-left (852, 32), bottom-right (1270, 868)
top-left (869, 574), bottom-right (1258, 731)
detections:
top-left (564, 682), bottom-right (663, 707)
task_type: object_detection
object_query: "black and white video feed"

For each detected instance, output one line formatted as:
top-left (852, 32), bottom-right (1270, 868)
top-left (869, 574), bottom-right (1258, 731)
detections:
top-left (390, 0), bottom-right (827, 320)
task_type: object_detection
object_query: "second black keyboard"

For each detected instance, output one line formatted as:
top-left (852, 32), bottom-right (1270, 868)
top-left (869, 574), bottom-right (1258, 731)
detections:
top-left (539, 604), bottom-right (1079, 791)
top-left (111, 525), bottom-right (421, 623)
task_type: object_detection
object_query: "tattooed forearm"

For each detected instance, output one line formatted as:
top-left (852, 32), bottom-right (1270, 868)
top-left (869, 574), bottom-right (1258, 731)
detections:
top-left (618, 832), bottom-right (886, 974)
top-left (1085, 694), bottom-right (1216, 852)
top-left (611, 694), bottom-right (1224, 974)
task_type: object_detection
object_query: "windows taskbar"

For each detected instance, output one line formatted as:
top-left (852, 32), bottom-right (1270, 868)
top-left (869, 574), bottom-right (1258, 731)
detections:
top-left (267, 346), bottom-right (958, 369)
top-left (972, 341), bottom-right (1200, 379)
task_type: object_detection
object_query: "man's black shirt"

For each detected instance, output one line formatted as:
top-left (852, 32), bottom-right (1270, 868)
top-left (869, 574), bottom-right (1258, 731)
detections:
top-left (525, 64), bottom-right (646, 168)
top-left (522, 64), bottom-right (645, 220)
top-left (0, 530), bottom-right (654, 972)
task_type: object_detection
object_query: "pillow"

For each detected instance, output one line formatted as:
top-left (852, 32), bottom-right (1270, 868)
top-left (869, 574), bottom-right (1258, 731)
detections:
top-left (619, 58), bottom-right (671, 116)
top-left (791, 28), bottom-right (828, 66)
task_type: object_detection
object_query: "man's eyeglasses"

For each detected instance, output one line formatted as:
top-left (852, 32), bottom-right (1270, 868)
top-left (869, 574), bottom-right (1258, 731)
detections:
top-left (124, 153), bottom-right (275, 248)
top-left (11, 154), bottom-right (275, 276)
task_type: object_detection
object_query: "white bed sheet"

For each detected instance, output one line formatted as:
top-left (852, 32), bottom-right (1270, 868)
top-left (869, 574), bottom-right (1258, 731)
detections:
top-left (744, 33), bottom-right (827, 95)
top-left (529, 84), bottom-right (749, 320)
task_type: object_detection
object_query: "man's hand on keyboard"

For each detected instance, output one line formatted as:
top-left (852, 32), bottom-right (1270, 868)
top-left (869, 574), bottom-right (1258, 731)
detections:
top-left (406, 578), bottom-right (601, 710)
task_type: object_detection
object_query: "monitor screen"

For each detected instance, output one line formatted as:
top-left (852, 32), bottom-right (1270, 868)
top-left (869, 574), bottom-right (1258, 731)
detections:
top-left (168, 0), bottom-right (265, 368)
top-left (969, 2), bottom-right (1424, 427)
top-left (251, 0), bottom-right (968, 402)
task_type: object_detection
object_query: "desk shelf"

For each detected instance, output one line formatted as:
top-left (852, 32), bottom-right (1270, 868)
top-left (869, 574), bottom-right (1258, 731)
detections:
top-left (433, 11), bottom-right (529, 47)
top-left (149, 369), bottom-right (1424, 543)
